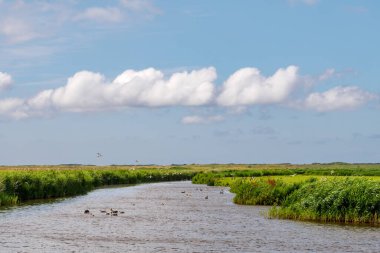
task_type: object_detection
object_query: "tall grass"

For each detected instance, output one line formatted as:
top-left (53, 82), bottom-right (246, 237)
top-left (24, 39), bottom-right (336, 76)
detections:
top-left (191, 169), bottom-right (295, 185)
top-left (230, 178), bottom-right (306, 205)
top-left (193, 171), bottom-right (380, 225)
top-left (0, 179), bottom-right (18, 206)
top-left (269, 178), bottom-right (380, 224)
top-left (0, 168), bottom-right (195, 206)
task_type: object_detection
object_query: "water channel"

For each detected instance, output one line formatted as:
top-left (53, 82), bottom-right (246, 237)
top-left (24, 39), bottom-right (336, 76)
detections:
top-left (0, 181), bottom-right (379, 252)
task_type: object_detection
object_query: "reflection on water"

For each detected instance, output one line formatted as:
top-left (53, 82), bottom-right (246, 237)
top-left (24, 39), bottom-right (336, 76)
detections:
top-left (0, 181), bottom-right (379, 252)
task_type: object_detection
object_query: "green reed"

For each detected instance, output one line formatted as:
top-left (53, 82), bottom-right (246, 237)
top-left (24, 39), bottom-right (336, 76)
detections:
top-left (269, 178), bottom-right (380, 224)
top-left (0, 168), bottom-right (195, 206)
top-left (192, 168), bottom-right (380, 225)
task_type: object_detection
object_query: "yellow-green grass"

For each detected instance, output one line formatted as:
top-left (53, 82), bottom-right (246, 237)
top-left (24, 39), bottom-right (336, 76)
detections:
top-left (214, 175), bottom-right (380, 187)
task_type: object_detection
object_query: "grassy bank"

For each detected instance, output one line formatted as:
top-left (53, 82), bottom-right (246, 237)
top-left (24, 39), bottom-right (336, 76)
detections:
top-left (0, 167), bottom-right (195, 207)
top-left (191, 166), bottom-right (380, 225)
top-left (269, 178), bottom-right (380, 224)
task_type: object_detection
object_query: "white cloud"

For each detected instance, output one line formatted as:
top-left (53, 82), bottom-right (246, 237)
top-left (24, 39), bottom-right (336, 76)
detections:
top-left (0, 98), bottom-right (28, 119)
top-left (181, 115), bottom-right (224, 125)
top-left (304, 86), bottom-right (377, 112)
top-left (318, 68), bottom-right (335, 81)
top-left (111, 67), bottom-right (216, 107)
top-left (0, 67), bottom-right (216, 119)
top-left (0, 71), bottom-right (12, 90)
top-left (120, 0), bottom-right (160, 14)
top-left (0, 17), bottom-right (40, 43)
top-left (217, 65), bottom-right (299, 106)
top-left (0, 1), bottom-right (160, 45)
top-left (0, 1), bottom-right (67, 44)
top-left (75, 7), bottom-right (124, 23)
top-left (0, 66), bottom-right (377, 120)
top-left (299, 68), bottom-right (336, 89)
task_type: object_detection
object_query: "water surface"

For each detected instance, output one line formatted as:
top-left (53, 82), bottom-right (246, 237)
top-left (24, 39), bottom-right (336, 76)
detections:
top-left (1, 181), bottom-right (379, 252)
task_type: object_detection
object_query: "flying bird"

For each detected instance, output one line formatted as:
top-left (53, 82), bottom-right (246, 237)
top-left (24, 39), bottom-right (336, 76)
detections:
top-left (96, 152), bottom-right (103, 158)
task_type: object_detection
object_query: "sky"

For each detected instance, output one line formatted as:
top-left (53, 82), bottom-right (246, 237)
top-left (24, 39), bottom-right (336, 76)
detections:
top-left (0, 0), bottom-right (379, 165)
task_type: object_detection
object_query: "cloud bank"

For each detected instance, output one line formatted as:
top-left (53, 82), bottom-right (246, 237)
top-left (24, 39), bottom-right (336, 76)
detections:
top-left (31, 67), bottom-right (216, 111)
top-left (0, 67), bottom-right (216, 119)
top-left (0, 66), bottom-right (377, 120)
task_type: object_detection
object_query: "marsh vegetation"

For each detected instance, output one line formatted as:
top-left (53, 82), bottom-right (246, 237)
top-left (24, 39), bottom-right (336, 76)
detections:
top-left (0, 166), bottom-right (194, 206)
top-left (1, 163), bottom-right (380, 225)
top-left (192, 164), bottom-right (380, 225)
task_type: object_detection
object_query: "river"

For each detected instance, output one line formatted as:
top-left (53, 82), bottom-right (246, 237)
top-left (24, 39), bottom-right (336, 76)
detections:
top-left (0, 181), bottom-right (379, 252)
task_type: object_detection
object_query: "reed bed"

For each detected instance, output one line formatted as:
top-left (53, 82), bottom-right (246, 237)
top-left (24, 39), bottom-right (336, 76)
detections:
top-left (2, 163), bottom-right (380, 225)
top-left (192, 167), bottom-right (380, 225)
top-left (0, 168), bottom-right (195, 206)
top-left (269, 178), bottom-right (380, 224)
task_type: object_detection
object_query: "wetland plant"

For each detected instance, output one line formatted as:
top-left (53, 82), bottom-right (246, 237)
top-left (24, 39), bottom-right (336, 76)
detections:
top-left (269, 178), bottom-right (380, 224)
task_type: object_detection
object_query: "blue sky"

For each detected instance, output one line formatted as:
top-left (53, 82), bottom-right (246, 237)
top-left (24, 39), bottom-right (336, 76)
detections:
top-left (0, 0), bottom-right (379, 165)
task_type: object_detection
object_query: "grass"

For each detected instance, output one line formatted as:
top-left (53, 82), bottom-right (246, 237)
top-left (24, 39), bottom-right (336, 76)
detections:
top-left (0, 167), bottom-right (195, 206)
top-left (269, 178), bottom-right (380, 224)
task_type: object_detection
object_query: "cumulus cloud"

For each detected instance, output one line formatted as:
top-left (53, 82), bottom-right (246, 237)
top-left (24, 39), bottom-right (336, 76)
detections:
top-left (304, 86), bottom-right (377, 112)
top-left (0, 65), bottom-right (377, 120)
top-left (217, 65), bottom-right (299, 106)
top-left (0, 71), bottom-right (12, 90)
top-left (181, 115), bottom-right (224, 125)
top-left (0, 67), bottom-right (216, 119)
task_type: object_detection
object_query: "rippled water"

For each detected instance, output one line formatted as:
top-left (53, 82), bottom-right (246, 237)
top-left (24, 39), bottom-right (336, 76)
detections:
top-left (1, 181), bottom-right (379, 252)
